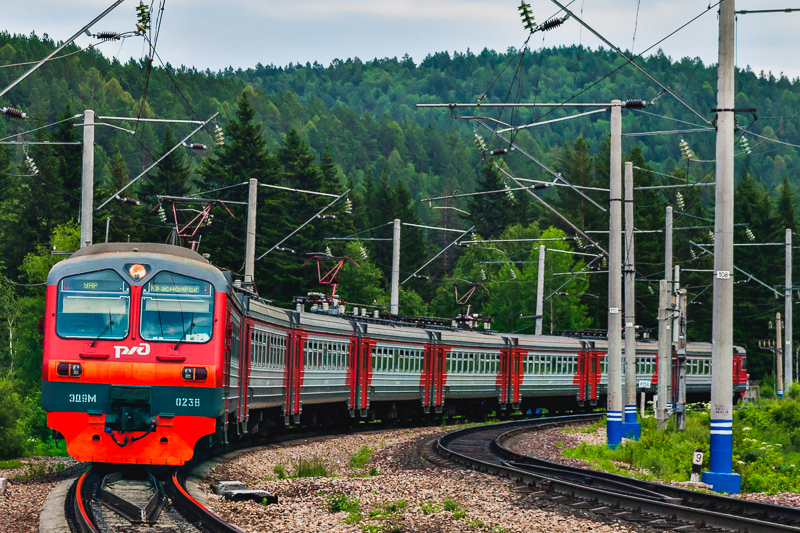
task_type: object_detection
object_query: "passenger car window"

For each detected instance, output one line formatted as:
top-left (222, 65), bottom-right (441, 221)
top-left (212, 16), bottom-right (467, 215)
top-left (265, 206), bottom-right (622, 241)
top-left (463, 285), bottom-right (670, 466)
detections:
top-left (57, 270), bottom-right (130, 340)
top-left (140, 272), bottom-right (214, 343)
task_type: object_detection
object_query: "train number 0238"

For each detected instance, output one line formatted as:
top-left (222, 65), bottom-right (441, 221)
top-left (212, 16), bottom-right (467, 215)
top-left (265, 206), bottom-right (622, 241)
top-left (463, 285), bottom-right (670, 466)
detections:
top-left (176, 397), bottom-right (200, 407)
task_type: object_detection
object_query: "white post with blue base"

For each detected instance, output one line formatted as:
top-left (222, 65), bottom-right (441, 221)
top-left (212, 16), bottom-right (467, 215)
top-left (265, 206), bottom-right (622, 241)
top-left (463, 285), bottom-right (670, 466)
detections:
top-left (607, 101), bottom-right (623, 449)
top-left (702, 0), bottom-right (740, 495)
top-left (622, 161), bottom-right (640, 440)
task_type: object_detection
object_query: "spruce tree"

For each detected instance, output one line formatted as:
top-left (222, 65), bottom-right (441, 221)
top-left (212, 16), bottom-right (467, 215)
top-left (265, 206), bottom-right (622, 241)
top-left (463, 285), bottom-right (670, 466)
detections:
top-left (466, 164), bottom-right (513, 239)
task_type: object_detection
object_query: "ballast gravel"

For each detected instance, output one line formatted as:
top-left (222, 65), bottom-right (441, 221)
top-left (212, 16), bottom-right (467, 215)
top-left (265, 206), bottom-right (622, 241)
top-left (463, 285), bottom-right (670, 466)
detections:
top-left (202, 425), bottom-right (662, 533)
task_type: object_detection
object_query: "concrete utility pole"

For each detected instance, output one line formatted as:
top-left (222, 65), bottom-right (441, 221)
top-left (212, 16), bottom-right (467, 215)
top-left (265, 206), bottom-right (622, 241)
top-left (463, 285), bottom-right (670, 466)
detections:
top-left (703, 0), bottom-right (740, 495)
top-left (657, 279), bottom-right (670, 430)
top-left (665, 206), bottom-right (674, 411)
top-left (607, 100), bottom-right (623, 448)
top-left (622, 161), bottom-right (640, 439)
top-left (670, 264), bottom-right (680, 408)
top-left (778, 312), bottom-right (784, 398)
top-left (676, 288), bottom-right (688, 431)
top-left (786, 228), bottom-right (793, 391)
top-left (244, 178), bottom-right (258, 285)
top-left (535, 245), bottom-right (545, 336)
top-left (391, 219), bottom-right (401, 315)
top-left (80, 110), bottom-right (95, 247)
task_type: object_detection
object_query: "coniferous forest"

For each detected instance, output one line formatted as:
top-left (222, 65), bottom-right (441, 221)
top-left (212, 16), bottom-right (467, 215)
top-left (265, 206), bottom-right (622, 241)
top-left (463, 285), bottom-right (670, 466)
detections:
top-left (1, 30), bottom-right (800, 454)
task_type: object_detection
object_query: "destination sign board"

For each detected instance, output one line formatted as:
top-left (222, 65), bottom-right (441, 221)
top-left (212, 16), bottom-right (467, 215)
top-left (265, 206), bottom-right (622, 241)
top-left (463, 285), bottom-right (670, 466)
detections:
top-left (61, 271), bottom-right (128, 293)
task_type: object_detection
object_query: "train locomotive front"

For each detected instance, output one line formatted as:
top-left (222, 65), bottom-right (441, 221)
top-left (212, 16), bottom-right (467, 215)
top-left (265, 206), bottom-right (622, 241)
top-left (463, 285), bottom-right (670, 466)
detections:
top-left (42, 243), bottom-right (228, 465)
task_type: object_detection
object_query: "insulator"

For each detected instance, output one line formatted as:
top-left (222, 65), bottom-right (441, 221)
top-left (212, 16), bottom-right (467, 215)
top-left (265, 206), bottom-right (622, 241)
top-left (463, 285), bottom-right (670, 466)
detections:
top-left (517, 1), bottom-right (536, 32)
top-left (360, 246), bottom-right (368, 260)
top-left (602, 257), bottom-right (608, 269)
top-left (158, 205), bottom-right (167, 223)
top-left (473, 134), bottom-right (487, 158)
top-left (325, 245), bottom-right (332, 257)
top-left (25, 156), bottom-right (39, 175)
top-left (574, 236), bottom-right (583, 249)
top-left (481, 268), bottom-right (486, 281)
top-left (122, 197), bottom-right (139, 205)
top-left (2, 107), bottom-right (27, 120)
top-left (489, 148), bottom-right (509, 156)
top-left (648, 284), bottom-right (654, 295)
top-left (690, 248), bottom-right (697, 260)
top-left (206, 214), bottom-right (214, 226)
top-left (623, 99), bottom-right (647, 110)
top-left (136, 2), bottom-right (151, 31)
top-left (510, 268), bottom-right (517, 280)
top-left (676, 191), bottom-right (685, 210)
top-left (540, 15), bottom-right (567, 31)
top-left (345, 197), bottom-right (353, 214)
top-left (504, 184), bottom-right (516, 203)
top-left (746, 228), bottom-right (755, 242)
top-left (708, 230), bottom-right (715, 242)
top-left (188, 143), bottom-right (207, 150)
top-left (769, 320), bottom-right (773, 330)
top-left (95, 31), bottom-right (121, 41)
top-left (214, 126), bottom-right (225, 146)
top-left (679, 138), bottom-right (695, 160)
top-left (738, 136), bottom-right (752, 155)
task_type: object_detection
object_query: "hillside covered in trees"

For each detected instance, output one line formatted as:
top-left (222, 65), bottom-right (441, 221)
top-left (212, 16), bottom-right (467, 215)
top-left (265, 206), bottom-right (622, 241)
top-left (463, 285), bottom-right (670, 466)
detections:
top-left (0, 30), bottom-right (799, 438)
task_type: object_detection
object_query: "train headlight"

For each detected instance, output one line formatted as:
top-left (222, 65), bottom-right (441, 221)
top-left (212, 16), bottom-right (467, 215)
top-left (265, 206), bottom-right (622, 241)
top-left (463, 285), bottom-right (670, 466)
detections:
top-left (125, 263), bottom-right (151, 280)
top-left (56, 362), bottom-right (82, 377)
top-left (182, 367), bottom-right (208, 381)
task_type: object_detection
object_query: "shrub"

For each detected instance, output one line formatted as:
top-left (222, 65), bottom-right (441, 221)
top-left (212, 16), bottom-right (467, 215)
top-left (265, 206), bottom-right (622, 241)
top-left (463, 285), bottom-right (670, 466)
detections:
top-left (443, 498), bottom-right (461, 512)
top-left (326, 493), bottom-right (361, 514)
top-left (274, 464), bottom-right (287, 479)
top-left (350, 445), bottom-right (373, 469)
top-left (420, 501), bottom-right (442, 514)
top-left (0, 376), bottom-right (27, 459)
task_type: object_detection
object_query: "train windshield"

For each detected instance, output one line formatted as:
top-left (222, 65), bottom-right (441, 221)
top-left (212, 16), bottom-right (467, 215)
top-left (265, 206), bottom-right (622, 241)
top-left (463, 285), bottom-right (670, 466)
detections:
top-left (140, 271), bottom-right (214, 343)
top-left (57, 270), bottom-right (130, 340)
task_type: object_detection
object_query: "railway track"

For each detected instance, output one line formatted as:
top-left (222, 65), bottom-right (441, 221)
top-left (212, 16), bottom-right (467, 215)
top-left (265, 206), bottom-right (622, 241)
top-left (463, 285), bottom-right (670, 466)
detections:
top-left (66, 464), bottom-right (246, 533)
top-left (437, 414), bottom-right (800, 533)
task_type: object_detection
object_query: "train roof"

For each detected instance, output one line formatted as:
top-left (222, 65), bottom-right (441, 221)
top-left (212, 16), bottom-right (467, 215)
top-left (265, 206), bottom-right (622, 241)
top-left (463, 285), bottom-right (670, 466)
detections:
top-left (48, 242), bottom-right (227, 290)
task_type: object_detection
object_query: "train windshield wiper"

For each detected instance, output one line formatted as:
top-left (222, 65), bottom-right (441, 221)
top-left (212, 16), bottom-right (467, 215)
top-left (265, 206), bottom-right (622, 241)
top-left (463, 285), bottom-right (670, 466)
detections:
top-left (173, 315), bottom-right (195, 350)
top-left (91, 315), bottom-right (115, 347)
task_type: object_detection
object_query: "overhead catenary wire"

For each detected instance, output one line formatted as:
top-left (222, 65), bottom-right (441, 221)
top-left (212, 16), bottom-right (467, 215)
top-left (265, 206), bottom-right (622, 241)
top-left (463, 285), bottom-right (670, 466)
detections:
top-left (401, 226), bottom-right (474, 285)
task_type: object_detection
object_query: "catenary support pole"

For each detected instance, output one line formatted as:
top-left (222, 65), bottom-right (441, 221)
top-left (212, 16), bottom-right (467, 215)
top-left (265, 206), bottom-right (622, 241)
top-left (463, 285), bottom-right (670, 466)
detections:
top-left (607, 100), bottom-right (623, 448)
top-left (536, 245), bottom-right (546, 336)
top-left (80, 110), bottom-right (95, 247)
top-left (622, 161), bottom-right (640, 439)
top-left (669, 264), bottom-right (680, 410)
top-left (657, 279), bottom-right (670, 430)
top-left (786, 228), bottom-right (793, 391)
top-left (676, 288), bottom-right (688, 431)
top-left (703, 0), bottom-right (741, 495)
top-left (665, 206), bottom-right (674, 412)
top-left (244, 178), bottom-right (257, 285)
top-left (778, 312), bottom-right (784, 398)
top-left (391, 219), bottom-right (401, 315)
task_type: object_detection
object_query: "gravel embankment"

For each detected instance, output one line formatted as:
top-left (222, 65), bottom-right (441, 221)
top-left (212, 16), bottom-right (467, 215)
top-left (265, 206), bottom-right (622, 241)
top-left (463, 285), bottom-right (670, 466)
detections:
top-left (504, 422), bottom-right (800, 510)
top-left (0, 456), bottom-right (81, 533)
top-left (202, 426), bottom-right (663, 533)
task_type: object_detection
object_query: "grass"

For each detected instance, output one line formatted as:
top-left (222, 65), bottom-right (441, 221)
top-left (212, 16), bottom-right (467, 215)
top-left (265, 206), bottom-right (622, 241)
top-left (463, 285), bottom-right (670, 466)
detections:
top-left (563, 417), bottom-right (605, 434)
top-left (0, 459), bottom-right (23, 469)
top-left (350, 445), bottom-right (373, 468)
top-left (9, 460), bottom-right (65, 480)
top-left (564, 396), bottom-right (800, 493)
top-left (295, 456), bottom-right (329, 478)
top-left (273, 464), bottom-right (287, 479)
top-left (419, 501), bottom-right (443, 514)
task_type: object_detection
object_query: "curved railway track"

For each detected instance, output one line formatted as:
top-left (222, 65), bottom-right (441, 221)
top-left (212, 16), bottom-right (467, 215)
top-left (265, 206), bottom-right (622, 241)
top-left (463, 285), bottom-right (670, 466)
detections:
top-left (437, 414), bottom-right (800, 533)
top-left (67, 465), bottom-right (246, 533)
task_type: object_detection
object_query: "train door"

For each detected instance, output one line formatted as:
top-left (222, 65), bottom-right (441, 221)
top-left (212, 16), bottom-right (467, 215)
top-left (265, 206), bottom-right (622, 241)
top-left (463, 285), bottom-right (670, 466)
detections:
top-left (239, 320), bottom-right (252, 427)
top-left (576, 347), bottom-right (587, 405)
top-left (423, 331), bottom-right (446, 414)
top-left (576, 341), bottom-right (598, 406)
top-left (284, 321), bottom-right (306, 425)
top-left (500, 337), bottom-right (523, 409)
top-left (587, 350), bottom-right (600, 405)
top-left (347, 323), bottom-right (374, 417)
top-left (222, 313), bottom-right (233, 440)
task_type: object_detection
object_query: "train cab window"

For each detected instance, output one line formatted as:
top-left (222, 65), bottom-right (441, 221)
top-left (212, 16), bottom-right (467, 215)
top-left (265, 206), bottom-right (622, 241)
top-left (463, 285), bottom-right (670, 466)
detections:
top-left (57, 270), bottom-right (130, 340)
top-left (140, 272), bottom-right (214, 343)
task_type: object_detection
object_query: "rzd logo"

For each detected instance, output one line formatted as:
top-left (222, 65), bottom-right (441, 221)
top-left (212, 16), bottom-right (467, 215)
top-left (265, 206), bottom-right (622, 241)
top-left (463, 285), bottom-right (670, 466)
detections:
top-left (114, 343), bottom-right (151, 358)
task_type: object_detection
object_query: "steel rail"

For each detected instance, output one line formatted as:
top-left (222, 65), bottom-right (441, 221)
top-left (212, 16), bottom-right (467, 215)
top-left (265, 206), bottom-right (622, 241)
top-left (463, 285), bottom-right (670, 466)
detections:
top-left (437, 415), bottom-right (800, 533)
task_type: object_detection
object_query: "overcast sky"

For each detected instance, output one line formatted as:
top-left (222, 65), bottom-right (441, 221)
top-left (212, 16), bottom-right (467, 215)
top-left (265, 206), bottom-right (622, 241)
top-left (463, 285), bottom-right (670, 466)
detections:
top-left (4, 1), bottom-right (800, 80)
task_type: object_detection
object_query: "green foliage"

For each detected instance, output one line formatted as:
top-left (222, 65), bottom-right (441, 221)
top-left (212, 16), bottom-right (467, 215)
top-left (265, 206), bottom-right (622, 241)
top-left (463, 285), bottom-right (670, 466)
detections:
top-left (442, 498), bottom-right (461, 512)
top-left (419, 501), bottom-right (442, 514)
top-left (273, 464), bottom-right (287, 479)
top-left (0, 376), bottom-right (28, 459)
top-left (350, 445), bottom-right (373, 468)
top-left (0, 459), bottom-right (23, 469)
top-left (326, 493), bottom-right (361, 513)
top-left (294, 456), bottom-right (329, 478)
